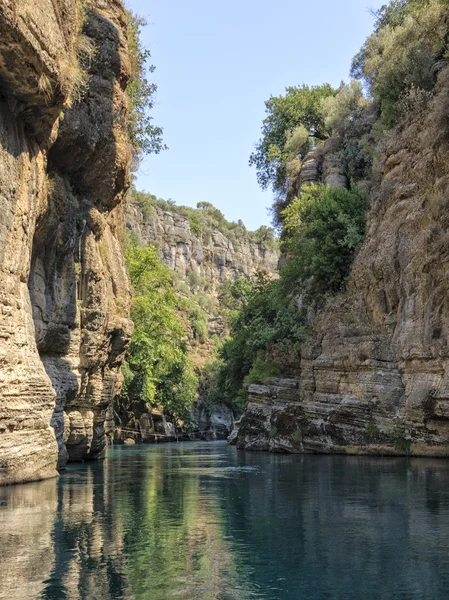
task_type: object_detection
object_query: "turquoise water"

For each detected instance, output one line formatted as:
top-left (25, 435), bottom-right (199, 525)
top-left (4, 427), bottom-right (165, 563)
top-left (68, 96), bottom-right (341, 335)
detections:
top-left (1, 442), bottom-right (449, 599)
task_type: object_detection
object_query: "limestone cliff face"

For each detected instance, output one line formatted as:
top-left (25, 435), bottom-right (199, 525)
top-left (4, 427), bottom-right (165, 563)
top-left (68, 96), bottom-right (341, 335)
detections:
top-left (0, 0), bottom-right (132, 483)
top-left (235, 67), bottom-right (449, 457)
top-left (112, 201), bottom-right (278, 444)
top-left (127, 202), bottom-right (279, 328)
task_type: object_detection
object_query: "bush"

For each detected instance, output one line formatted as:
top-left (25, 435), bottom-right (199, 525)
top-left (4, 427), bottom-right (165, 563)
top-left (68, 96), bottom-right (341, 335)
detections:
top-left (187, 270), bottom-right (202, 292)
top-left (188, 213), bottom-right (202, 236)
top-left (244, 353), bottom-right (280, 385)
top-left (351, 0), bottom-right (449, 128)
top-left (388, 419), bottom-right (411, 454)
top-left (189, 305), bottom-right (208, 342)
top-left (281, 184), bottom-right (368, 303)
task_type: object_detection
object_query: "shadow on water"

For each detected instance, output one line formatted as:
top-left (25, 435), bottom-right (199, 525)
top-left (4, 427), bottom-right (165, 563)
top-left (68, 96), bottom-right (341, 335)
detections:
top-left (2, 443), bottom-right (449, 599)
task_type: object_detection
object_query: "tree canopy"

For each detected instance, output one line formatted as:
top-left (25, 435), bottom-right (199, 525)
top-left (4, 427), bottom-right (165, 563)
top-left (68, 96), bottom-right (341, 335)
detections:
top-left (122, 245), bottom-right (198, 420)
top-left (249, 84), bottom-right (336, 193)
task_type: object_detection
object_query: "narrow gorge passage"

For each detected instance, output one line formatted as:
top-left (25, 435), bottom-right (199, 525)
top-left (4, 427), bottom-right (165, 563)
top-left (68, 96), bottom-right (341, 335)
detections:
top-left (3, 0), bottom-right (449, 598)
top-left (2, 442), bottom-right (449, 600)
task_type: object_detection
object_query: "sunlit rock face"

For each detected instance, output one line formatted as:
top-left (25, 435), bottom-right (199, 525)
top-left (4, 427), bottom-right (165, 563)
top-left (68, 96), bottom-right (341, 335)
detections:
top-left (0, 0), bottom-right (132, 483)
top-left (236, 68), bottom-right (449, 457)
top-left (127, 203), bottom-right (279, 339)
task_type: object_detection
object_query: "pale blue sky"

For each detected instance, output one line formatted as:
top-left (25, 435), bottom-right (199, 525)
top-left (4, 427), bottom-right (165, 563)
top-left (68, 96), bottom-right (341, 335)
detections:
top-left (128, 0), bottom-right (386, 230)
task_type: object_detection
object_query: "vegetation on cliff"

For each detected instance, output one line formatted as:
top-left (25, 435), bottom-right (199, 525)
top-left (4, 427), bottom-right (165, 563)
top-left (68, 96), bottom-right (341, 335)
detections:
top-left (126, 11), bottom-right (167, 161)
top-left (211, 0), bottom-right (449, 409)
top-left (131, 189), bottom-right (278, 251)
top-left (122, 0), bottom-right (449, 426)
top-left (121, 244), bottom-right (199, 421)
top-left (249, 84), bottom-right (336, 195)
top-left (206, 184), bottom-right (367, 406)
top-left (121, 191), bottom-right (278, 422)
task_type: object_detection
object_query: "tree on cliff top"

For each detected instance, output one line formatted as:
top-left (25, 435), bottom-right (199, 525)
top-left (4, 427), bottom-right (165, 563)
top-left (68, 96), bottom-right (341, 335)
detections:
top-left (126, 12), bottom-right (167, 163)
top-left (351, 0), bottom-right (449, 127)
top-left (249, 84), bottom-right (336, 194)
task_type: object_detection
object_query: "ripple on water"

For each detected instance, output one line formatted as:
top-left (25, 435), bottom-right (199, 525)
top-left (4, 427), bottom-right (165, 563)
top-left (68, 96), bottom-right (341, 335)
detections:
top-left (2, 444), bottom-right (449, 599)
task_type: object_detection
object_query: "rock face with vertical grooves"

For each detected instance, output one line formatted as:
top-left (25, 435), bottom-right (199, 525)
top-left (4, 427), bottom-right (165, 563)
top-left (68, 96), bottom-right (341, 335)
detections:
top-left (0, 0), bottom-right (132, 484)
top-left (127, 202), bottom-right (279, 302)
top-left (235, 68), bottom-right (449, 457)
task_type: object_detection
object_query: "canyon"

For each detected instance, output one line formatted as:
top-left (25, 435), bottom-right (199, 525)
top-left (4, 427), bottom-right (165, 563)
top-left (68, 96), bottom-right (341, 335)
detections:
top-left (2, 0), bottom-right (449, 488)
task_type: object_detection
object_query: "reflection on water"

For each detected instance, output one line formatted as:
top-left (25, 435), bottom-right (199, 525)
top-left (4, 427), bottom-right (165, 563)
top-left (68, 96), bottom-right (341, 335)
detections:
top-left (2, 443), bottom-right (449, 599)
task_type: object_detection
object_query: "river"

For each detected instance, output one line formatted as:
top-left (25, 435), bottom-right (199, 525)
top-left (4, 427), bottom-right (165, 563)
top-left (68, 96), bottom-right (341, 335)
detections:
top-left (1, 442), bottom-right (449, 599)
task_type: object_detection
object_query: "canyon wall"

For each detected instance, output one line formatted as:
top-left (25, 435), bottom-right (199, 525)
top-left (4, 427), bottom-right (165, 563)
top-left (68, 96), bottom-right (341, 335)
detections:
top-left (127, 202), bottom-right (278, 298)
top-left (113, 200), bottom-right (279, 443)
top-left (0, 0), bottom-right (132, 484)
top-left (126, 199), bottom-right (278, 343)
top-left (235, 67), bottom-right (449, 456)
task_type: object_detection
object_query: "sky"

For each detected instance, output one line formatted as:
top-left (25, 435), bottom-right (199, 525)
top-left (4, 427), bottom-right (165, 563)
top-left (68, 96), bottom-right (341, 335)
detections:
top-left (128, 0), bottom-right (386, 230)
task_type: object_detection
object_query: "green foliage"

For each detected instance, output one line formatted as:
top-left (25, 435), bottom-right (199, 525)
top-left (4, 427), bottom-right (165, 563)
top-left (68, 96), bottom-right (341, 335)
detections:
top-left (189, 305), bottom-right (208, 342)
top-left (243, 353), bottom-right (280, 385)
top-left (219, 277), bottom-right (253, 313)
top-left (373, 0), bottom-right (410, 32)
top-left (351, 0), bottom-right (449, 127)
top-left (321, 81), bottom-right (369, 138)
top-left (121, 245), bottom-right (198, 420)
top-left (292, 428), bottom-right (303, 444)
top-left (211, 184), bottom-right (367, 408)
top-left (249, 84), bottom-right (336, 193)
top-left (188, 213), bottom-right (202, 236)
top-left (281, 184), bottom-right (368, 302)
top-left (321, 81), bottom-right (374, 183)
top-left (211, 273), bottom-right (306, 408)
top-left (365, 421), bottom-right (381, 441)
top-left (252, 225), bottom-right (278, 251)
top-left (387, 419), bottom-right (411, 454)
top-left (197, 358), bottom-right (227, 409)
top-left (187, 270), bottom-right (202, 292)
top-left (194, 292), bottom-right (215, 313)
top-left (126, 12), bottom-right (167, 161)
top-left (270, 427), bottom-right (279, 438)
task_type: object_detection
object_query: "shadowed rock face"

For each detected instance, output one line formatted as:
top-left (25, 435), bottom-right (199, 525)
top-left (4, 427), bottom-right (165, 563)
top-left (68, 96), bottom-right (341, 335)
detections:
top-left (236, 67), bottom-right (449, 457)
top-left (0, 0), bottom-right (132, 484)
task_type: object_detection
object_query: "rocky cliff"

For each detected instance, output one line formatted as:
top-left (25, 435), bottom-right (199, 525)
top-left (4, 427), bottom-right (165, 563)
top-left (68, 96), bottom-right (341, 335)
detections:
top-left (112, 198), bottom-right (279, 443)
top-left (126, 201), bottom-right (278, 305)
top-left (0, 0), bottom-right (132, 484)
top-left (235, 67), bottom-right (449, 457)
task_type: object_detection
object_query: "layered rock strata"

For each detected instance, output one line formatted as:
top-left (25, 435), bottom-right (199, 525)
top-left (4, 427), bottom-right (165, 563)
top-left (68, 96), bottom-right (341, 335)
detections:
top-left (0, 0), bottom-right (132, 484)
top-left (235, 68), bottom-right (449, 456)
top-left (127, 203), bottom-right (279, 298)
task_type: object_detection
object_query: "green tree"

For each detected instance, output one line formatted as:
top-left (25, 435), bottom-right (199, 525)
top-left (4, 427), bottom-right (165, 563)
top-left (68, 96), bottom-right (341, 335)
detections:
top-left (249, 84), bottom-right (336, 193)
top-left (122, 245), bottom-right (198, 420)
top-left (281, 184), bottom-right (368, 301)
top-left (126, 12), bottom-right (167, 161)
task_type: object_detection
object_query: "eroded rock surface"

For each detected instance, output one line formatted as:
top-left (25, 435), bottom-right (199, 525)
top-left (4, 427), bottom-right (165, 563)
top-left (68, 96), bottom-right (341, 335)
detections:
top-left (0, 0), bottom-right (132, 483)
top-left (235, 68), bottom-right (449, 457)
top-left (127, 204), bottom-right (279, 298)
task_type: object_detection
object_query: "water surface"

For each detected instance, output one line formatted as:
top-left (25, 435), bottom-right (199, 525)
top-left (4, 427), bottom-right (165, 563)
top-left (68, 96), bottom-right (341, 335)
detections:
top-left (1, 442), bottom-right (449, 599)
